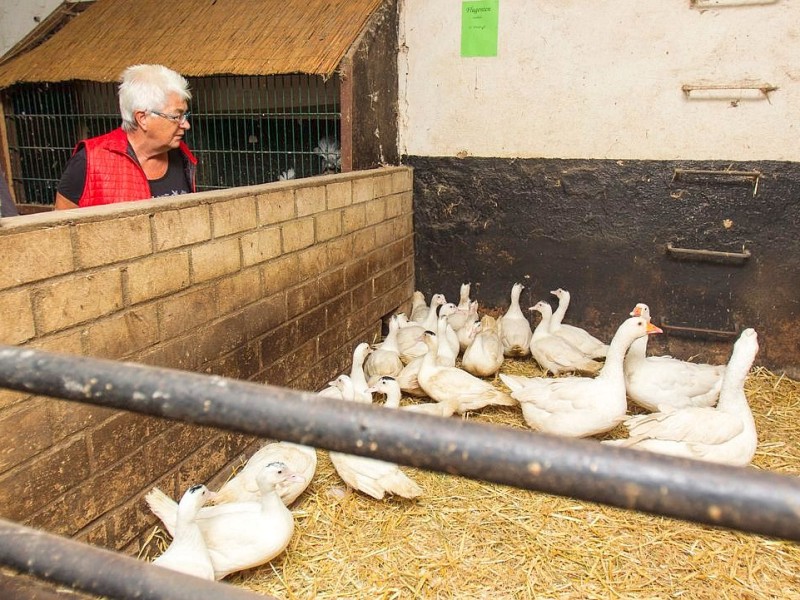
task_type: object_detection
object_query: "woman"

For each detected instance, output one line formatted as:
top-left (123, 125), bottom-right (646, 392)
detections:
top-left (54, 64), bottom-right (197, 210)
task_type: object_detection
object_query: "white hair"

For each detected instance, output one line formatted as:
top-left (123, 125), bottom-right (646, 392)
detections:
top-left (118, 64), bottom-right (191, 132)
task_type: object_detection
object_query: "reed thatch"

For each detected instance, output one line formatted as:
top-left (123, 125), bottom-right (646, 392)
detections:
top-left (141, 362), bottom-right (800, 598)
top-left (0, 0), bottom-right (384, 89)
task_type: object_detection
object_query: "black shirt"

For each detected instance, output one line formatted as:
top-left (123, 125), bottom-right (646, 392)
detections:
top-left (57, 144), bottom-right (192, 202)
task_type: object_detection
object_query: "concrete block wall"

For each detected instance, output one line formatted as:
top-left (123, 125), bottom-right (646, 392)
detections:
top-left (0, 166), bottom-right (415, 553)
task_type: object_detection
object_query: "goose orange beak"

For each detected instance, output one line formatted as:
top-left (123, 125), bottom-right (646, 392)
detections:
top-left (646, 322), bottom-right (662, 335)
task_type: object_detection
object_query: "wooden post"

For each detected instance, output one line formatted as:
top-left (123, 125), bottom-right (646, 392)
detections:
top-left (0, 93), bottom-right (16, 203)
top-left (338, 57), bottom-right (353, 174)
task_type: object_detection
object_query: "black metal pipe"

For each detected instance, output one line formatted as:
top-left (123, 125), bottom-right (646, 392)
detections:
top-left (2, 345), bottom-right (800, 543)
top-left (0, 518), bottom-right (270, 600)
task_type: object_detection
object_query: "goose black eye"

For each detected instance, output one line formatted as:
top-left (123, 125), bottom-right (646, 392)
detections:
top-left (267, 461), bottom-right (287, 473)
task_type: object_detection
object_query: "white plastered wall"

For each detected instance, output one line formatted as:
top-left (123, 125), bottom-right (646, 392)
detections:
top-left (398, 0), bottom-right (799, 161)
top-left (0, 0), bottom-right (64, 58)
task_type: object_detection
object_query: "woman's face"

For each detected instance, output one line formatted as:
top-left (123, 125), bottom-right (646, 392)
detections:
top-left (146, 92), bottom-right (190, 150)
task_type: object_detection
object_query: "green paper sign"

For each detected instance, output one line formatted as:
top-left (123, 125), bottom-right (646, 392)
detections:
top-left (461, 0), bottom-right (499, 57)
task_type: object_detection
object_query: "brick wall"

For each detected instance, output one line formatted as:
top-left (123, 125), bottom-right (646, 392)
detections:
top-left (0, 166), bottom-right (415, 553)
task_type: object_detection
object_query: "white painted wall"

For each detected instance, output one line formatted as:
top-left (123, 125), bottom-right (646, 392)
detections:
top-left (398, 0), bottom-right (799, 161)
top-left (0, 0), bottom-right (66, 58)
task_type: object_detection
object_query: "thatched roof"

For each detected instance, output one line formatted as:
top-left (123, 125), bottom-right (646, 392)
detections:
top-left (0, 0), bottom-right (384, 89)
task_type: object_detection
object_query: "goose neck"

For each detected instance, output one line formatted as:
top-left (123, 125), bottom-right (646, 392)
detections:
top-left (598, 335), bottom-right (630, 379)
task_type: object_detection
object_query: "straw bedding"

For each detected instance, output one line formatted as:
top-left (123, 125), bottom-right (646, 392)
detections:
top-left (143, 362), bottom-right (800, 599)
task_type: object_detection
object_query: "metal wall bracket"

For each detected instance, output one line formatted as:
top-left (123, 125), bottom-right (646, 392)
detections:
top-left (660, 318), bottom-right (740, 341)
top-left (671, 168), bottom-right (761, 196)
top-left (666, 242), bottom-right (751, 265)
top-left (681, 83), bottom-right (777, 96)
top-left (680, 84), bottom-right (778, 109)
top-left (690, 0), bottom-right (780, 8)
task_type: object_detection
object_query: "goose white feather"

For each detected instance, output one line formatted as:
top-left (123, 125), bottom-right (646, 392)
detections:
top-left (402, 398), bottom-right (460, 417)
top-left (418, 331), bottom-right (516, 413)
top-left (528, 301), bottom-right (603, 376)
top-left (213, 441), bottom-right (317, 506)
top-left (501, 316), bottom-right (662, 438)
top-left (313, 137), bottom-right (341, 172)
top-left (317, 342), bottom-right (373, 403)
top-left (435, 311), bottom-right (458, 367)
top-left (462, 315), bottom-right (505, 378)
top-left (624, 303), bottom-right (724, 412)
top-left (328, 450), bottom-right (424, 500)
top-left (396, 355), bottom-right (427, 397)
top-left (446, 283), bottom-right (473, 332)
top-left (151, 484), bottom-right (216, 580)
top-left (549, 288), bottom-right (609, 359)
top-left (326, 375), bottom-right (422, 499)
top-left (456, 300), bottom-right (480, 353)
top-left (146, 462), bottom-right (303, 580)
top-left (396, 294), bottom-right (446, 362)
top-left (605, 328), bottom-right (759, 466)
top-left (367, 375), bottom-right (404, 408)
top-left (370, 375), bottom-right (458, 418)
top-left (497, 283), bottom-right (533, 357)
top-left (364, 315), bottom-right (404, 381)
top-left (326, 373), bottom-right (359, 402)
top-left (410, 291), bottom-right (429, 323)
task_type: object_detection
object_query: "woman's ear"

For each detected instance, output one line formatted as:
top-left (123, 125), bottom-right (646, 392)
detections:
top-left (134, 110), bottom-right (148, 131)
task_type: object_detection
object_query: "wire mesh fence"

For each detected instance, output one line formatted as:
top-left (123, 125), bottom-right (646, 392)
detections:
top-left (3, 74), bottom-right (341, 205)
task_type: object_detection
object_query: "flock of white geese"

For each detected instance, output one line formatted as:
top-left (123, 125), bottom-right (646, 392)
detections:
top-left (143, 282), bottom-right (760, 582)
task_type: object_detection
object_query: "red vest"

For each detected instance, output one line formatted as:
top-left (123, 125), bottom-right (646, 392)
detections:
top-left (77, 128), bottom-right (197, 207)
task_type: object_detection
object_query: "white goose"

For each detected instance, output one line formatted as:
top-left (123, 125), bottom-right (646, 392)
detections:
top-left (462, 315), bottom-right (505, 379)
top-left (325, 374), bottom-right (423, 499)
top-left (501, 316), bottom-right (662, 438)
top-left (328, 450), bottom-right (424, 500)
top-left (146, 462), bottom-right (303, 580)
top-left (497, 282), bottom-right (533, 357)
top-left (447, 283), bottom-right (473, 332)
top-left (213, 441), bottom-right (317, 506)
top-left (367, 375), bottom-right (404, 408)
top-left (528, 301), bottom-right (603, 376)
top-left (410, 290), bottom-right (429, 323)
top-left (396, 294), bottom-right (446, 362)
top-left (325, 373), bottom-right (359, 402)
top-left (549, 288), bottom-right (609, 359)
top-left (605, 328), bottom-right (759, 466)
top-left (403, 398), bottom-right (460, 417)
top-left (364, 315), bottom-right (404, 381)
top-left (396, 354), bottom-right (427, 397)
top-left (151, 484), bottom-right (216, 580)
top-left (418, 331), bottom-right (516, 413)
top-left (456, 300), bottom-right (480, 353)
top-left (624, 303), bottom-right (725, 412)
top-left (370, 375), bottom-right (458, 418)
top-left (435, 312), bottom-right (458, 367)
top-left (317, 342), bottom-right (373, 403)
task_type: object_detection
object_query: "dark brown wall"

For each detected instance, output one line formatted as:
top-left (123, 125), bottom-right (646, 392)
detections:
top-left (407, 156), bottom-right (800, 378)
top-left (350, 0), bottom-right (399, 170)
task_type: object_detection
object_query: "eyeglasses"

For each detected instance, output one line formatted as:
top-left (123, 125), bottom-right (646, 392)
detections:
top-left (149, 110), bottom-right (191, 124)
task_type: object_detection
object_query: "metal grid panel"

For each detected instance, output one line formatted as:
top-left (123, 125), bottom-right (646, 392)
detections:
top-left (3, 74), bottom-right (341, 204)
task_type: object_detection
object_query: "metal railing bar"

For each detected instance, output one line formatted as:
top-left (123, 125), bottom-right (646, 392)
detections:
top-left (1, 345), bottom-right (800, 542)
top-left (0, 518), bottom-right (271, 600)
